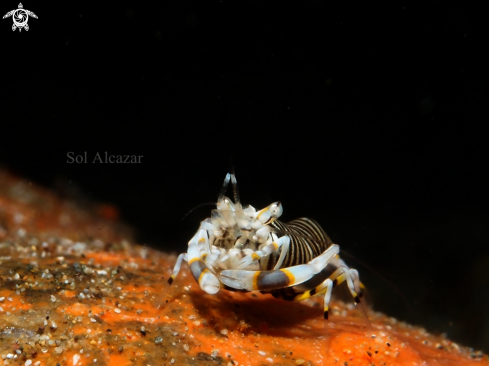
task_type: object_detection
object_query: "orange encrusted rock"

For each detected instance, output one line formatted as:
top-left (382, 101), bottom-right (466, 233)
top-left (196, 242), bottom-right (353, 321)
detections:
top-left (0, 169), bottom-right (487, 366)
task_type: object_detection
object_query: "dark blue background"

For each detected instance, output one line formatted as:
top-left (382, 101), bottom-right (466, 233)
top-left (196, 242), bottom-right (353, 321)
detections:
top-left (1, 0), bottom-right (487, 353)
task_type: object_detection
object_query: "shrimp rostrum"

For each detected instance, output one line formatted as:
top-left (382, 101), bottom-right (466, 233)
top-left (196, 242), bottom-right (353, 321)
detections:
top-left (168, 171), bottom-right (364, 319)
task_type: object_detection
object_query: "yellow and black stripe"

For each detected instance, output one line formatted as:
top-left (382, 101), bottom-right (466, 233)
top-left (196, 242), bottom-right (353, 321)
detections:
top-left (189, 258), bottom-right (210, 284)
top-left (250, 268), bottom-right (295, 291)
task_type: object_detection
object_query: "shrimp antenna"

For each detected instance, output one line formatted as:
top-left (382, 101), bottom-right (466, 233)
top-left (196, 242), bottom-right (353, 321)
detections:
top-left (181, 202), bottom-right (216, 221)
top-left (217, 173), bottom-right (231, 203)
top-left (230, 166), bottom-right (241, 205)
